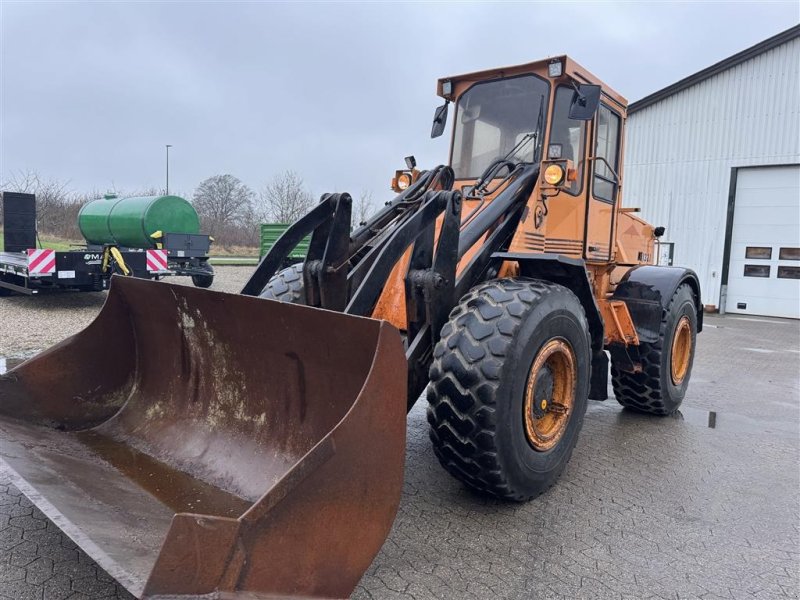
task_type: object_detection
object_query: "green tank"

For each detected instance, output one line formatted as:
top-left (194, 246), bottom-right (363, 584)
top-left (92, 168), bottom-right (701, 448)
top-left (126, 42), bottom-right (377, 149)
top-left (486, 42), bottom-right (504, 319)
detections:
top-left (78, 194), bottom-right (200, 248)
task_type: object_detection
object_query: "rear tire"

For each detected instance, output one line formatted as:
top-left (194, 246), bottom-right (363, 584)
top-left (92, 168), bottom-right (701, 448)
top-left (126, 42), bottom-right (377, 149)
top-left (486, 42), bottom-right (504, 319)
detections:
top-left (259, 263), bottom-right (305, 304)
top-left (0, 276), bottom-right (13, 297)
top-left (611, 283), bottom-right (697, 415)
top-left (191, 268), bottom-right (214, 288)
top-left (427, 278), bottom-right (591, 501)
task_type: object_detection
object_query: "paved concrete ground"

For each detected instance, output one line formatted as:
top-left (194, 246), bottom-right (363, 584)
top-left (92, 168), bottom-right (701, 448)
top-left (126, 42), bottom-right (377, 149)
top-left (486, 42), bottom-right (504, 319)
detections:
top-left (0, 270), bottom-right (797, 599)
top-left (353, 313), bottom-right (800, 600)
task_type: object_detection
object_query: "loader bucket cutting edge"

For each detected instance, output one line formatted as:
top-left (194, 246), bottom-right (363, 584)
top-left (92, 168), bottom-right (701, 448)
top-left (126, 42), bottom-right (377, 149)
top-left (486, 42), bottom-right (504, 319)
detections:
top-left (0, 276), bottom-right (407, 599)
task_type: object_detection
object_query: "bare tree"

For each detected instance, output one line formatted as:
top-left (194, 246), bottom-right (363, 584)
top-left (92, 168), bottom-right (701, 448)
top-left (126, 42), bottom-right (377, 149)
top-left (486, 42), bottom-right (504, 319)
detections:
top-left (1, 169), bottom-right (73, 236)
top-left (2, 168), bottom-right (44, 194)
top-left (355, 190), bottom-right (379, 226)
top-left (256, 170), bottom-right (314, 224)
top-left (192, 174), bottom-right (255, 235)
top-left (76, 185), bottom-right (162, 201)
top-left (73, 188), bottom-right (106, 203)
top-left (123, 185), bottom-right (162, 197)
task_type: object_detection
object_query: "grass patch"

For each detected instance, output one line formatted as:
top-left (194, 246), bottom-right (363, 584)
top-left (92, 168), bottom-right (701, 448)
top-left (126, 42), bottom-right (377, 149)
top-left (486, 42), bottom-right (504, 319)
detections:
top-left (0, 229), bottom-right (83, 252)
top-left (0, 229), bottom-right (260, 267)
top-left (209, 256), bottom-right (259, 265)
top-left (211, 244), bottom-right (259, 256)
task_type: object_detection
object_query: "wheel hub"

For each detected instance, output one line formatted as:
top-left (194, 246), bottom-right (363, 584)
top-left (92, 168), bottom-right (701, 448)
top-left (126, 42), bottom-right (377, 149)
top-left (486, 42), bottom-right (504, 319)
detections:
top-left (670, 315), bottom-right (692, 385)
top-left (523, 338), bottom-right (577, 452)
top-left (531, 366), bottom-right (554, 418)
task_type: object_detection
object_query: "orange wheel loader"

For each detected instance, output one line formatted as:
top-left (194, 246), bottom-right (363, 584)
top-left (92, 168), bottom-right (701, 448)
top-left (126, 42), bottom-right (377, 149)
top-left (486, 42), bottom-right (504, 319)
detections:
top-left (0, 56), bottom-right (701, 599)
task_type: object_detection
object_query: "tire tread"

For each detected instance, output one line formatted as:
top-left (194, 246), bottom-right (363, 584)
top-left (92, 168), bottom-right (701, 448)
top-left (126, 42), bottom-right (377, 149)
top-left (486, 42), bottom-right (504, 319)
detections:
top-left (611, 283), bottom-right (694, 415)
top-left (427, 278), bottom-right (588, 502)
top-left (259, 263), bottom-right (305, 303)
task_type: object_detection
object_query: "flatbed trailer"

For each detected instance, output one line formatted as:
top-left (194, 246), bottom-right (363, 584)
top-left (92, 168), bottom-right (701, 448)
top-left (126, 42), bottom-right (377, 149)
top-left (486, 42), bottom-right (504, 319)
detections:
top-left (0, 248), bottom-right (104, 295)
top-left (0, 235), bottom-right (214, 295)
top-left (0, 192), bottom-right (215, 295)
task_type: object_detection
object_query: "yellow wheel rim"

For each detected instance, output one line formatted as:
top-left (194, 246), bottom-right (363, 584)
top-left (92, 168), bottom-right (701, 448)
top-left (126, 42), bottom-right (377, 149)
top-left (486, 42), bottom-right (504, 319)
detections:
top-left (523, 339), bottom-right (577, 452)
top-left (670, 316), bottom-right (692, 385)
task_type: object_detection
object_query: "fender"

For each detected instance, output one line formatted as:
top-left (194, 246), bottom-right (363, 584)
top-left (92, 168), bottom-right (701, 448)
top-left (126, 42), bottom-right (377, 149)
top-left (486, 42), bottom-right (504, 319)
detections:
top-left (613, 265), bottom-right (703, 344)
top-left (492, 252), bottom-right (609, 400)
top-left (493, 253), bottom-right (603, 347)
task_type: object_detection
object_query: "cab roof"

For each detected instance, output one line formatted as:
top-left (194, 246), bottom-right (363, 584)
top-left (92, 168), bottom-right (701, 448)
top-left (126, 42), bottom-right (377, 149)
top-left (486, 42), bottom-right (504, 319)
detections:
top-left (437, 55), bottom-right (628, 115)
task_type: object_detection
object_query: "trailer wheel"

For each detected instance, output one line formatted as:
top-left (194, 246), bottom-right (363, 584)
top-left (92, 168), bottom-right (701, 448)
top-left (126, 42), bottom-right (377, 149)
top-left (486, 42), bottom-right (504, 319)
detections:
top-left (0, 275), bottom-right (12, 297)
top-left (611, 283), bottom-right (697, 415)
top-left (259, 263), bottom-right (306, 304)
top-left (427, 278), bottom-right (591, 501)
top-left (191, 267), bottom-right (215, 289)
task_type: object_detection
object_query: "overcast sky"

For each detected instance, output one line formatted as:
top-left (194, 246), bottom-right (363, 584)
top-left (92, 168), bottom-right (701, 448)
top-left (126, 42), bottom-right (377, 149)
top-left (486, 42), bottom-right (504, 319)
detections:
top-left (1, 1), bottom-right (797, 205)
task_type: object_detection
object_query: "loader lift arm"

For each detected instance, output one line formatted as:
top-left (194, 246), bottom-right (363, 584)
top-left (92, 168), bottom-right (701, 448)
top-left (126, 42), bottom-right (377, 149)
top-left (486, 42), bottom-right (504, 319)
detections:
top-left (242, 163), bottom-right (541, 406)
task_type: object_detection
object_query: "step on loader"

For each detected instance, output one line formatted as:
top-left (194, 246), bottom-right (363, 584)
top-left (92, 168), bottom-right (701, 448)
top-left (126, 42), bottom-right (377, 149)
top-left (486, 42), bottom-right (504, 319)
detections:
top-left (0, 56), bottom-right (701, 599)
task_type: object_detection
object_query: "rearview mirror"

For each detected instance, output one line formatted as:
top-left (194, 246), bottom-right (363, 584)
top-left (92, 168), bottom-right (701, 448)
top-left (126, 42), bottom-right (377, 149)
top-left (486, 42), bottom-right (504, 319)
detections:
top-left (568, 84), bottom-right (601, 120)
top-left (459, 104), bottom-right (481, 125)
top-left (431, 102), bottom-right (449, 138)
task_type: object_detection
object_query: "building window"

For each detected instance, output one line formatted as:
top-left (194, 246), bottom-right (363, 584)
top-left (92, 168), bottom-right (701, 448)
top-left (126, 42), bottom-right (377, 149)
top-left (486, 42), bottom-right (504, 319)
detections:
top-left (779, 247), bottom-right (800, 261)
top-left (777, 266), bottom-right (800, 279)
top-left (744, 264), bottom-right (770, 278)
top-left (745, 246), bottom-right (772, 259)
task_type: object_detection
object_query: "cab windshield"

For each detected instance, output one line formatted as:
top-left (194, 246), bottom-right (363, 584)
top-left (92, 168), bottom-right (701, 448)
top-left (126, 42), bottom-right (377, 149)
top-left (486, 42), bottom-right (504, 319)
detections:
top-left (451, 75), bottom-right (549, 179)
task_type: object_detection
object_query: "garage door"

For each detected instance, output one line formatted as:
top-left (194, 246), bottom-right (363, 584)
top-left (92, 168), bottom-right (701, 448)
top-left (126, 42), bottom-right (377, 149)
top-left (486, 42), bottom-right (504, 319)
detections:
top-left (725, 165), bottom-right (800, 319)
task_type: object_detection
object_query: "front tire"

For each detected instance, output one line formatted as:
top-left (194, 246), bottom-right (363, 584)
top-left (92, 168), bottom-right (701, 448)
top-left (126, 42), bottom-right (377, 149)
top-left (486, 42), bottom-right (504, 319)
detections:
top-left (259, 263), bottom-right (305, 303)
top-left (427, 278), bottom-right (591, 501)
top-left (611, 283), bottom-right (698, 415)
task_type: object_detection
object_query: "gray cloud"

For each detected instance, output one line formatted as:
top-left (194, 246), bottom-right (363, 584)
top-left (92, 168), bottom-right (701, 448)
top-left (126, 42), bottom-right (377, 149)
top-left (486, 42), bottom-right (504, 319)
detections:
top-left (1, 1), bottom-right (797, 203)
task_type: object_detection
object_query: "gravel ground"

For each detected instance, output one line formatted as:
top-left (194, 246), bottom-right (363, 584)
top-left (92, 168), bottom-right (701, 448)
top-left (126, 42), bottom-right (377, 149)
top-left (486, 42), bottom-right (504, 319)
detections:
top-left (0, 267), bottom-right (254, 357)
top-left (0, 266), bottom-right (798, 599)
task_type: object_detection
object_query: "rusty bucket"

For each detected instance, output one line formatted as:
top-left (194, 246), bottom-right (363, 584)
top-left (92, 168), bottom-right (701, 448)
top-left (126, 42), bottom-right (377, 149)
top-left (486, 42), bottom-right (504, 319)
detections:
top-left (0, 276), bottom-right (407, 599)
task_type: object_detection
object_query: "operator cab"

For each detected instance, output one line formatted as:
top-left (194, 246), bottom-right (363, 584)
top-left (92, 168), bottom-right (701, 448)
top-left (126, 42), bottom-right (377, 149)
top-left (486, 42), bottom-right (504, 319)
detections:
top-left (432, 56), bottom-right (614, 188)
top-left (428, 56), bottom-right (638, 265)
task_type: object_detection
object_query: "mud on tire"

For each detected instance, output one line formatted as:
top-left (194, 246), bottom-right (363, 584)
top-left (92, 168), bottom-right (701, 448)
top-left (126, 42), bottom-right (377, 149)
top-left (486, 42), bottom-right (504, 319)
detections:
top-left (611, 283), bottom-right (697, 415)
top-left (427, 278), bottom-right (591, 501)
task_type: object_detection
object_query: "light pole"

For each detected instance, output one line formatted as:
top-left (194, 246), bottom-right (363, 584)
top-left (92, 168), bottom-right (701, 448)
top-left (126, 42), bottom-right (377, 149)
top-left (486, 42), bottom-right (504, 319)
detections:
top-left (165, 144), bottom-right (172, 195)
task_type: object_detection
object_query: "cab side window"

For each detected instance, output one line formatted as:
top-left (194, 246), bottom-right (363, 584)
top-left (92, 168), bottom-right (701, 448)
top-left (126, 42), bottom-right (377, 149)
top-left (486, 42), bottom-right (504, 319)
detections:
top-left (593, 105), bottom-right (621, 202)
top-left (549, 86), bottom-right (586, 195)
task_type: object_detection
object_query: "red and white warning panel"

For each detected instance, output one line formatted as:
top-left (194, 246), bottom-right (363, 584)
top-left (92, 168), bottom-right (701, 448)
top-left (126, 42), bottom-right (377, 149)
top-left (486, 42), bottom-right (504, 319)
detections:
top-left (27, 249), bottom-right (56, 276)
top-left (146, 249), bottom-right (169, 273)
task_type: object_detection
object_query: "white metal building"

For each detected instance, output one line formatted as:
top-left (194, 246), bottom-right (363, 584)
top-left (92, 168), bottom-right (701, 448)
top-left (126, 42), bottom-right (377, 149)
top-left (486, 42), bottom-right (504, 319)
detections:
top-left (624, 25), bottom-right (800, 318)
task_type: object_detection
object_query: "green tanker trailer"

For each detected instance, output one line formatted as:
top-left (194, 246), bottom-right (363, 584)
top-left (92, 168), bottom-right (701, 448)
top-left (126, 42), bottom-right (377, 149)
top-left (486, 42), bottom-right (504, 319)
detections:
top-left (78, 194), bottom-right (200, 248)
top-left (78, 193), bottom-right (214, 287)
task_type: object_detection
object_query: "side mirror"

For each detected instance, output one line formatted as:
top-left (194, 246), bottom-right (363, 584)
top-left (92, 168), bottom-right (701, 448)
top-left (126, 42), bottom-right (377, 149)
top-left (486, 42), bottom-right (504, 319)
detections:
top-left (431, 102), bottom-right (449, 138)
top-left (568, 84), bottom-right (601, 120)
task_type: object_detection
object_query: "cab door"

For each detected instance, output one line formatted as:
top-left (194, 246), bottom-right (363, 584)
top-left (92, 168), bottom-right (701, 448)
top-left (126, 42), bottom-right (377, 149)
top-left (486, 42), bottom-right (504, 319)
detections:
top-left (516, 85), bottom-right (588, 258)
top-left (585, 103), bottom-right (622, 262)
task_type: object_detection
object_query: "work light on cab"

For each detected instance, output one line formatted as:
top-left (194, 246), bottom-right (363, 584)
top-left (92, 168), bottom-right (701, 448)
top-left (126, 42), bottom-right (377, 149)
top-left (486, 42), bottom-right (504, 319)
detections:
top-left (544, 163), bottom-right (565, 185)
top-left (391, 165), bottom-right (419, 193)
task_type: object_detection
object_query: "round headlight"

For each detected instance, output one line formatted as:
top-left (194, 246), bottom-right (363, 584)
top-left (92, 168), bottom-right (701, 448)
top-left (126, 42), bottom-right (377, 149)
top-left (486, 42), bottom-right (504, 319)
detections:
top-left (544, 164), bottom-right (565, 186)
top-left (397, 172), bottom-right (412, 190)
